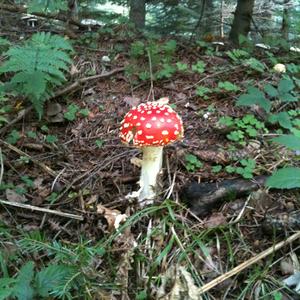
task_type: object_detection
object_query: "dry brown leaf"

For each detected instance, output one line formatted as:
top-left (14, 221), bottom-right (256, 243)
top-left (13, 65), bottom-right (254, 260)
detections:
top-left (124, 96), bottom-right (140, 107)
top-left (97, 204), bottom-right (127, 232)
top-left (6, 189), bottom-right (27, 203)
top-left (204, 213), bottom-right (227, 228)
top-left (157, 266), bottom-right (203, 300)
top-left (70, 64), bottom-right (79, 76)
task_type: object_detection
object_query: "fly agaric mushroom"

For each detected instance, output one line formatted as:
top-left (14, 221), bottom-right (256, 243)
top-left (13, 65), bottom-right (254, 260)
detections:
top-left (119, 98), bottom-right (183, 205)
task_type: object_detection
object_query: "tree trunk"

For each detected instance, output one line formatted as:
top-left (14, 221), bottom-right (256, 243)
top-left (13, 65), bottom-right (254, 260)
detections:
top-left (281, 0), bottom-right (290, 40)
top-left (203, 0), bottom-right (215, 36)
top-left (229, 0), bottom-right (255, 45)
top-left (129, 0), bottom-right (146, 29)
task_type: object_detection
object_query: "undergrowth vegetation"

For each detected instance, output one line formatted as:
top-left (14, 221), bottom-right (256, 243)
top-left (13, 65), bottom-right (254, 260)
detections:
top-left (0, 3), bottom-right (299, 299)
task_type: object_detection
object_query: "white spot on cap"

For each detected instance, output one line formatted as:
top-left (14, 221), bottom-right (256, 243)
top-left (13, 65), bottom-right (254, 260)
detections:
top-left (145, 123), bottom-right (152, 128)
top-left (124, 123), bottom-right (130, 128)
top-left (127, 113), bottom-right (132, 117)
top-left (160, 118), bottom-right (165, 122)
top-left (166, 119), bottom-right (172, 123)
top-left (125, 132), bottom-right (133, 142)
top-left (165, 112), bottom-right (169, 116)
top-left (156, 110), bottom-right (161, 114)
top-left (152, 116), bottom-right (157, 121)
top-left (133, 115), bottom-right (138, 119)
top-left (174, 130), bottom-right (179, 135)
top-left (146, 135), bottom-right (154, 139)
top-left (136, 122), bottom-right (141, 126)
top-left (157, 123), bottom-right (161, 128)
top-left (137, 130), bottom-right (143, 135)
top-left (147, 111), bottom-right (152, 114)
top-left (141, 117), bottom-right (146, 121)
top-left (162, 130), bottom-right (169, 135)
top-left (174, 124), bottom-right (179, 129)
top-left (167, 108), bottom-right (173, 113)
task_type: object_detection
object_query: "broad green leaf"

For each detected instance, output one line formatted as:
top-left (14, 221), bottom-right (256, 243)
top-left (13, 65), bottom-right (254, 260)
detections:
top-left (278, 79), bottom-right (294, 94)
top-left (279, 93), bottom-right (298, 102)
top-left (268, 112), bottom-right (292, 129)
top-left (272, 135), bottom-right (300, 150)
top-left (237, 87), bottom-right (271, 113)
top-left (264, 84), bottom-right (278, 97)
top-left (266, 167), bottom-right (300, 189)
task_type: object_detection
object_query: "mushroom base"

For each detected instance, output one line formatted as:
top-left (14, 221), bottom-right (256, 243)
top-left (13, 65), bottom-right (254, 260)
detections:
top-left (125, 146), bottom-right (163, 206)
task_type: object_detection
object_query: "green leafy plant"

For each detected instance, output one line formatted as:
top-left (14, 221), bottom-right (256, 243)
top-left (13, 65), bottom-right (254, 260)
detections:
top-left (79, 108), bottom-right (90, 117)
top-left (244, 57), bottom-right (266, 73)
top-left (225, 159), bottom-right (256, 179)
top-left (266, 167), bottom-right (300, 189)
top-left (26, 131), bottom-right (37, 139)
top-left (155, 63), bottom-right (176, 79)
top-left (45, 135), bottom-right (58, 144)
top-left (217, 81), bottom-right (239, 92)
top-left (212, 165), bottom-right (222, 173)
top-left (95, 139), bottom-right (104, 148)
top-left (6, 130), bottom-right (21, 145)
top-left (226, 49), bottom-right (250, 62)
top-left (219, 114), bottom-right (266, 146)
top-left (21, 176), bottom-right (34, 189)
top-left (176, 62), bottom-right (188, 71)
top-left (27, 0), bottom-right (68, 13)
top-left (64, 103), bottom-right (79, 121)
top-left (266, 134), bottom-right (300, 189)
top-left (191, 60), bottom-right (206, 74)
top-left (237, 78), bottom-right (298, 115)
top-left (184, 154), bottom-right (203, 172)
top-left (195, 85), bottom-right (212, 99)
top-left (0, 32), bottom-right (73, 118)
top-left (1, 260), bottom-right (76, 300)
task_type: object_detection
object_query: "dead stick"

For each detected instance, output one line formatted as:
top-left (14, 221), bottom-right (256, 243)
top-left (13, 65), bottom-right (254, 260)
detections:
top-left (0, 107), bottom-right (33, 135)
top-left (0, 140), bottom-right (69, 184)
top-left (53, 67), bottom-right (124, 98)
top-left (0, 199), bottom-right (84, 221)
top-left (198, 230), bottom-right (300, 294)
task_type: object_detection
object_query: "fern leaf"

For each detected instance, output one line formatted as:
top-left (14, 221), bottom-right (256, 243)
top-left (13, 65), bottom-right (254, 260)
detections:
top-left (0, 32), bottom-right (73, 118)
top-left (12, 261), bottom-right (35, 300)
top-left (35, 264), bottom-right (76, 297)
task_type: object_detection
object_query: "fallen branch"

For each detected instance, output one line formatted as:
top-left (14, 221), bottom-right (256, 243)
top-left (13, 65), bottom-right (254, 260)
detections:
top-left (198, 230), bottom-right (300, 294)
top-left (53, 67), bottom-right (124, 98)
top-left (180, 176), bottom-right (267, 217)
top-left (0, 107), bottom-right (32, 136)
top-left (0, 139), bottom-right (70, 184)
top-left (0, 199), bottom-right (84, 221)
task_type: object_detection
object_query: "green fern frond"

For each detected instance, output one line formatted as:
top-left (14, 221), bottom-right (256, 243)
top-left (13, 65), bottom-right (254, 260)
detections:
top-left (0, 32), bottom-right (73, 119)
top-left (35, 264), bottom-right (77, 298)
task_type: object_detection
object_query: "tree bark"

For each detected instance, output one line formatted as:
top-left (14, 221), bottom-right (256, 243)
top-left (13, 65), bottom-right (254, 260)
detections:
top-left (129, 0), bottom-right (146, 29)
top-left (229, 0), bottom-right (255, 45)
top-left (281, 0), bottom-right (290, 40)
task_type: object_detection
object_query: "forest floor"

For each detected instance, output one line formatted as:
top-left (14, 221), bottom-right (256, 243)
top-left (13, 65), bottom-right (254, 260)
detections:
top-left (0, 25), bottom-right (300, 299)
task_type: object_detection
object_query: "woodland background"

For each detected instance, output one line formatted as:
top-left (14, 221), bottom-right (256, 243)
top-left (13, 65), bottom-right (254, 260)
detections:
top-left (0, 0), bottom-right (299, 299)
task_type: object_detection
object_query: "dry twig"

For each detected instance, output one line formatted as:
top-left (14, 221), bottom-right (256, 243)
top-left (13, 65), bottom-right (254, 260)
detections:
top-left (0, 199), bottom-right (84, 221)
top-left (199, 231), bottom-right (300, 294)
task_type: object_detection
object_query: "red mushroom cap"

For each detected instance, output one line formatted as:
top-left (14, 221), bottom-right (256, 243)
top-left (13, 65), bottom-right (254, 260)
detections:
top-left (119, 101), bottom-right (183, 146)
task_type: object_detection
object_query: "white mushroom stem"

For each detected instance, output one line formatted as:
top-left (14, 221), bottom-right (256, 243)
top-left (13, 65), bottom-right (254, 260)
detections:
top-left (138, 146), bottom-right (163, 205)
